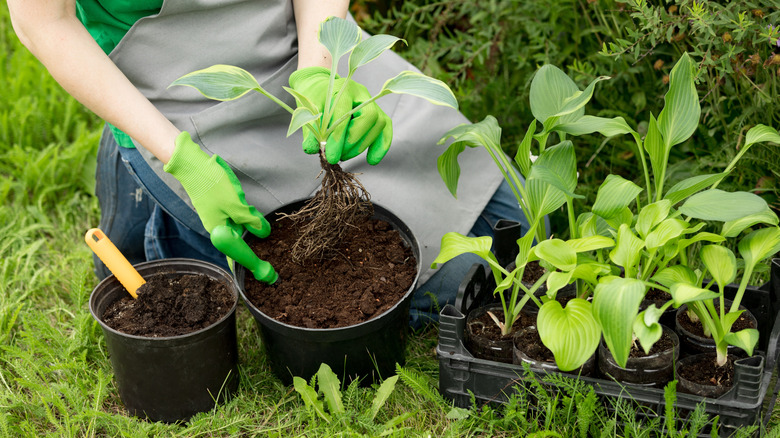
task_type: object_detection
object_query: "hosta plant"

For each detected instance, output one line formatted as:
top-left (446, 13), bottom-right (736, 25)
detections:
top-left (171, 16), bottom-right (457, 260)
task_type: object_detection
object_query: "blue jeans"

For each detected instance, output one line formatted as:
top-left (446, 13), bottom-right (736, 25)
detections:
top-left (93, 125), bottom-right (529, 328)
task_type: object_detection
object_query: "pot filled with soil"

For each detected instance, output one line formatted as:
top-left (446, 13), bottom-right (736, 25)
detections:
top-left (465, 305), bottom-right (534, 363)
top-left (89, 258), bottom-right (239, 423)
top-left (513, 326), bottom-right (596, 376)
top-left (675, 302), bottom-right (757, 357)
top-left (598, 325), bottom-right (679, 387)
top-left (675, 352), bottom-right (765, 399)
top-left (236, 199), bottom-right (421, 385)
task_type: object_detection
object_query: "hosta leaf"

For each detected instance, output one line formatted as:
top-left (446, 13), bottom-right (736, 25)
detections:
top-left (554, 115), bottom-right (635, 137)
top-left (604, 207), bottom-right (634, 231)
top-left (171, 64), bottom-right (263, 101)
top-left (349, 35), bottom-right (403, 75)
top-left (679, 190), bottom-right (768, 222)
top-left (534, 239), bottom-right (577, 272)
top-left (551, 76), bottom-right (610, 119)
top-left (633, 310), bottom-right (663, 355)
top-left (546, 270), bottom-right (574, 298)
top-left (319, 16), bottom-right (362, 62)
top-left (592, 175), bottom-right (642, 219)
top-left (436, 143), bottom-right (465, 198)
top-left (431, 232), bottom-right (495, 268)
top-left (436, 116), bottom-right (501, 197)
top-left (721, 208), bottom-right (780, 238)
top-left (537, 299), bottom-right (601, 371)
top-left (636, 200), bottom-right (672, 238)
top-left (571, 261), bottom-right (612, 285)
top-left (287, 107), bottom-right (320, 137)
top-left (609, 224), bottom-right (645, 271)
top-left (645, 218), bottom-right (688, 250)
top-left (724, 329), bottom-right (759, 356)
top-left (592, 277), bottom-right (646, 368)
top-left (700, 245), bottom-right (737, 288)
top-left (526, 176), bottom-right (567, 219)
top-left (744, 124), bottom-right (780, 150)
top-left (514, 120), bottom-right (537, 178)
top-left (529, 141), bottom-right (581, 199)
top-left (657, 53), bottom-right (700, 149)
top-left (380, 71), bottom-right (458, 109)
top-left (651, 265), bottom-right (698, 288)
top-left (664, 173), bottom-right (727, 205)
top-left (669, 283), bottom-right (719, 307)
top-left (567, 235), bottom-right (615, 253)
top-left (738, 227), bottom-right (780, 273)
top-left (529, 64), bottom-right (583, 125)
top-left (644, 114), bottom-right (666, 195)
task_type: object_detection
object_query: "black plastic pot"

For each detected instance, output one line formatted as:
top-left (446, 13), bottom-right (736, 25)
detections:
top-left (676, 352), bottom-right (765, 399)
top-left (236, 200), bottom-right (421, 385)
top-left (89, 259), bottom-right (239, 423)
top-left (675, 302), bottom-right (758, 357)
top-left (464, 305), bottom-right (515, 363)
top-left (513, 326), bottom-right (596, 376)
top-left (598, 325), bottom-right (679, 388)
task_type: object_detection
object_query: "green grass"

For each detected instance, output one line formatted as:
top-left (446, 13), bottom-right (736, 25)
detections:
top-left (2, 2), bottom-right (780, 436)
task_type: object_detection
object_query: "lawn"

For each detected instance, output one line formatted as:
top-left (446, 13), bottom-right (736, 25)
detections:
top-left (1, 2), bottom-right (779, 437)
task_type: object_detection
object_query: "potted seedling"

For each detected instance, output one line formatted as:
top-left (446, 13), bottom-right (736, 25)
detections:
top-left (86, 229), bottom-right (240, 422)
top-left (170, 16), bottom-right (457, 383)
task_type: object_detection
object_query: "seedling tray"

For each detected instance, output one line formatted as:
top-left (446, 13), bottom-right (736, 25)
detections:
top-left (437, 259), bottom-right (780, 436)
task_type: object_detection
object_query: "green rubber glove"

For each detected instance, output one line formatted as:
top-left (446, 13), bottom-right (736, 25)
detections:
top-left (289, 66), bottom-right (393, 165)
top-left (164, 132), bottom-right (277, 284)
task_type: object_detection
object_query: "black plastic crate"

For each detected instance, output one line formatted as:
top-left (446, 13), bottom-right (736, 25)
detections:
top-left (437, 259), bottom-right (780, 436)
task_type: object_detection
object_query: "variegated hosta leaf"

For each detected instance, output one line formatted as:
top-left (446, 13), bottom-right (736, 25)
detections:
top-left (348, 34), bottom-right (403, 75)
top-left (700, 245), bottom-right (737, 288)
top-left (592, 277), bottom-right (646, 368)
top-left (318, 16), bottom-right (362, 62)
top-left (592, 174), bottom-right (643, 220)
top-left (171, 64), bottom-right (263, 101)
top-left (679, 189), bottom-right (768, 222)
top-left (380, 71), bottom-right (458, 109)
top-left (287, 107), bottom-right (320, 137)
top-left (537, 298), bottom-right (601, 371)
top-left (636, 200), bottom-right (672, 238)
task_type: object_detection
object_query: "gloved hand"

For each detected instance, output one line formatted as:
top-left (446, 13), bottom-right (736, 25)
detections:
top-left (289, 66), bottom-right (393, 165)
top-left (164, 131), bottom-right (277, 284)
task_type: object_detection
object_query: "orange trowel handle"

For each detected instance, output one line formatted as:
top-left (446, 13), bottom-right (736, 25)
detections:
top-left (85, 228), bottom-right (145, 299)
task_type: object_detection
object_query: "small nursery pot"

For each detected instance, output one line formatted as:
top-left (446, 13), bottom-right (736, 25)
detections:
top-left (675, 302), bottom-right (757, 357)
top-left (598, 325), bottom-right (679, 388)
top-left (89, 259), bottom-right (239, 423)
top-left (512, 326), bottom-right (596, 376)
top-left (464, 305), bottom-right (515, 363)
top-left (236, 201), bottom-right (421, 385)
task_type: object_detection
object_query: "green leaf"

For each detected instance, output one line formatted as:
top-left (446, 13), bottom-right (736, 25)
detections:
top-left (657, 53), bottom-right (700, 148)
top-left (738, 227), bottom-right (780, 273)
top-left (287, 107), bottom-right (320, 137)
top-left (609, 224), bottom-right (645, 272)
top-left (318, 16), bottom-right (362, 62)
top-left (651, 265), bottom-right (698, 288)
top-left (436, 116), bottom-right (502, 197)
top-left (436, 143), bottom-right (465, 198)
top-left (679, 189), bottom-right (768, 222)
top-left (664, 173), bottom-right (727, 205)
top-left (604, 207), bottom-right (634, 231)
top-left (551, 76), bottom-right (610, 119)
top-left (529, 141), bottom-right (582, 199)
top-left (534, 239), bottom-right (577, 272)
top-left (380, 71), bottom-right (458, 109)
top-left (554, 115), bottom-right (635, 138)
top-left (283, 86), bottom-right (320, 114)
top-left (526, 176), bottom-right (567, 220)
top-left (700, 245), bottom-right (737, 288)
top-left (724, 329), bottom-right (759, 356)
top-left (644, 219), bottom-right (687, 250)
top-left (370, 375), bottom-right (399, 421)
top-left (349, 35), bottom-right (403, 75)
top-left (529, 64), bottom-right (583, 125)
top-left (643, 113), bottom-right (666, 195)
top-left (293, 376), bottom-right (329, 422)
top-left (571, 261), bottom-right (612, 285)
top-left (592, 175), bottom-right (643, 219)
top-left (546, 270), bottom-right (574, 297)
top-left (431, 232), bottom-right (495, 268)
top-left (633, 310), bottom-right (663, 355)
top-left (170, 64), bottom-right (263, 101)
top-left (515, 121), bottom-right (537, 178)
top-left (537, 299), bottom-right (601, 371)
top-left (669, 284), bottom-right (720, 307)
top-left (636, 200), bottom-right (672, 238)
top-left (316, 364), bottom-right (344, 415)
top-left (567, 235), bottom-right (615, 253)
top-left (721, 208), bottom-right (780, 237)
top-left (592, 277), bottom-right (646, 368)
top-left (744, 124), bottom-right (780, 150)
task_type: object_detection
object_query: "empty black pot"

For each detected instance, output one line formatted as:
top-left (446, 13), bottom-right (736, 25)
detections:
top-left (89, 259), bottom-right (239, 423)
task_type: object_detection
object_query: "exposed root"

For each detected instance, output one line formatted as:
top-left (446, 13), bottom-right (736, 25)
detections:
top-left (281, 154), bottom-right (373, 262)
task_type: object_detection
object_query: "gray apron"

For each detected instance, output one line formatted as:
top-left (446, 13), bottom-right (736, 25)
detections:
top-left (109, 0), bottom-right (504, 283)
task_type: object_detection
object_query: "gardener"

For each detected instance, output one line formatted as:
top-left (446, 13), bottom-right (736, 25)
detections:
top-left (8, 0), bottom-right (529, 328)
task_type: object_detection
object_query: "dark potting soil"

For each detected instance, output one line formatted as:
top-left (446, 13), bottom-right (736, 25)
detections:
top-left (678, 304), bottom-right (755, 338)
top-left (102, 273), bottom-right (234, 337)
top-left (629, 330), bottom-right (674, 358)
top-left (678, 355), bottom-right (735, 388)
top-left (514, 327), bottom-right (555, 363)
top-left (244, 215), bottom-right (416, 329)
top-left (467, 308), bottom-right (535, 343)
top-left (642, 288), bottom-right (672, 307)
top-left (522, 260), bottom-right (546, 284)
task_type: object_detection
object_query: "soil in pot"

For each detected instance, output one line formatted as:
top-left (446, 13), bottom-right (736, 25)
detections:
top-left (465, 306), bottom-right (535, 363)
top-left (676, 353), bottom-right (736, 398)
top-left (676, 302), bottom-right (756, 357)
top-left (102, 273), bottom-right (234, 337)
top-left (598, 326), bottom-right (679, 387)
top-left (640, 288), bottom-right (675, 327)
top-left (243, 215), bottom-right (417, 329)
top-left (513, 326), bottom-right (596, 376)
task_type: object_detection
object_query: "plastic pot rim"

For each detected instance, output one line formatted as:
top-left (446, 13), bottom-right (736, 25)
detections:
top-left (89, 258), bottom-right (239, 343)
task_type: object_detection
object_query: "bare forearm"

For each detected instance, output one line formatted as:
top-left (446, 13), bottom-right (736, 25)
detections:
top-left (8, 0), bottom-right (179, 163)
top-left (293, 0), bottom-right (350, 70)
